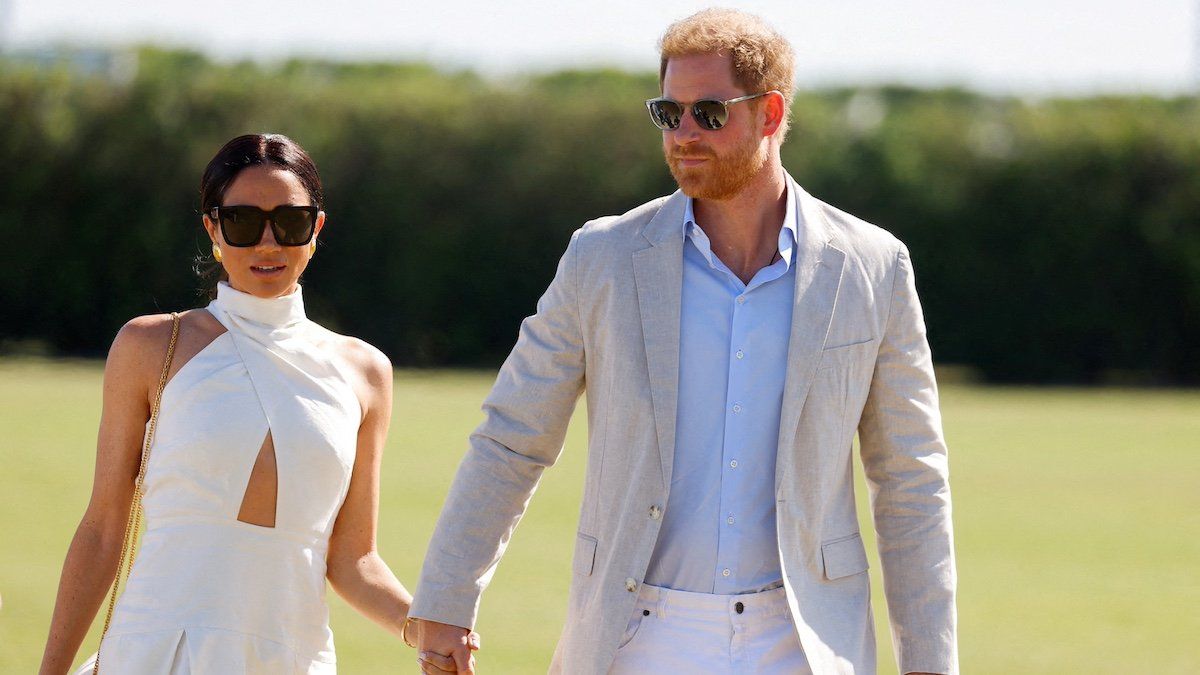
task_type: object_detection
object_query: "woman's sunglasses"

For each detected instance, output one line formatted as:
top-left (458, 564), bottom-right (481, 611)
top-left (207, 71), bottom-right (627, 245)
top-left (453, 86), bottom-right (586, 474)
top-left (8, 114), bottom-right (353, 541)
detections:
top-left (645, 91), bottom-right (773, 131)
top-left (209, 205), bottom-right (319, 247)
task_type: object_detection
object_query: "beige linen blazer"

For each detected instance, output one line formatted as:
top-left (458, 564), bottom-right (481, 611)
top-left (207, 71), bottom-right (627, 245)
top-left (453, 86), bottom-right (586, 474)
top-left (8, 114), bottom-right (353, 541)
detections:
top-left (410, 176), bottom-right (958, 675)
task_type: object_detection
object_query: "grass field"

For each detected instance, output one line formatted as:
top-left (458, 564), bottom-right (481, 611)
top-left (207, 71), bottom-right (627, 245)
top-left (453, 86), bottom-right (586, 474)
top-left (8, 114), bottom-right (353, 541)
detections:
top-left (2, 358), bottom-right (1198, 673)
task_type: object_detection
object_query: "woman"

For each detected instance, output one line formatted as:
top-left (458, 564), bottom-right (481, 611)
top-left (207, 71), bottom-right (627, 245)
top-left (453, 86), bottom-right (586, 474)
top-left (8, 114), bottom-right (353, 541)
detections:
top-left (39, 134), bottom-right (475, 673)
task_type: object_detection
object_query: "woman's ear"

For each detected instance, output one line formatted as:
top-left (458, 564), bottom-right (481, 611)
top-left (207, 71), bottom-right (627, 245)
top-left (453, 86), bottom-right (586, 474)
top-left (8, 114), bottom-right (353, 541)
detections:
top-left (202, 213), bottom-right (219, 242)
top-left (314, 211), bottom-right (327, 238)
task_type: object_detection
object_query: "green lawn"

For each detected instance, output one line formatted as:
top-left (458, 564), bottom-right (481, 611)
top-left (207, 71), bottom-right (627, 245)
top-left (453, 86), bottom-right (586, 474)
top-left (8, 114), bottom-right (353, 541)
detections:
top-left (1, 358), bottom-right (1198, 673)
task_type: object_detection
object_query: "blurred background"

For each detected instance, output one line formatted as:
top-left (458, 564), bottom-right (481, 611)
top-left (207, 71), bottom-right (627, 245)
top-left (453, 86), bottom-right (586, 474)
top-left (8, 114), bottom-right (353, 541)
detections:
top-left (1, 0), bottom-right (1198, 672)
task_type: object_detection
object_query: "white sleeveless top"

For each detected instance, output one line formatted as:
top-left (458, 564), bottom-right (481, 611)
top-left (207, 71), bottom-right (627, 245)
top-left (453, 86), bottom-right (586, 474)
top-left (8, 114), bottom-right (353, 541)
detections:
top-left (100, 282), bottom-right (361, 674)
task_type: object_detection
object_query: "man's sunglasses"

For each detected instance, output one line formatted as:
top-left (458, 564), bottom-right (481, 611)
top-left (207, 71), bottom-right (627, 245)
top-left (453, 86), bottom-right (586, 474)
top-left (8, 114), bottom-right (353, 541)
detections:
top-left (209, 205), bottom-right (319, 247)
top-left (645, 91), bottom-right (773, 131)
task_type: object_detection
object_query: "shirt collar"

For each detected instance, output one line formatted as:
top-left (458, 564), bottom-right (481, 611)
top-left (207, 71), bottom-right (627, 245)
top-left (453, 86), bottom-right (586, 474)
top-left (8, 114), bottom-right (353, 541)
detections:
top-left (682, 179), bottom-right (800, 271)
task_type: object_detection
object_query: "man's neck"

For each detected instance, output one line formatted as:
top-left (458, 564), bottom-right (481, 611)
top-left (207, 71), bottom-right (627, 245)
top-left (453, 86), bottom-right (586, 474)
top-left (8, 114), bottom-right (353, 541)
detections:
top-left (692, 162), bottom-right (788, 285)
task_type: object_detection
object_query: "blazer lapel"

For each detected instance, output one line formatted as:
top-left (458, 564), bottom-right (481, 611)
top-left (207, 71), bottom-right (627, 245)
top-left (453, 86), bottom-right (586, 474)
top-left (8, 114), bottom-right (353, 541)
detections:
top-left (632, 191), bottom-right (687, 489)
top-left (776, 179), bottom-right (846, 492)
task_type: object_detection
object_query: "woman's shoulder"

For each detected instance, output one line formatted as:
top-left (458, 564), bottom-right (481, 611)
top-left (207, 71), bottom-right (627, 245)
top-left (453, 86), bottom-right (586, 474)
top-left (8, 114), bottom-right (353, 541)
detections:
top-left (114, 312), bottom-right (177, 348)
top-left (116, 308), bottom-right (222, 342)
top-left (340, 335), bottom-right (393, 388)
top-left (110, 309), bottom-right (225, 380)
top-left (308, 323), bottom-right (393, 388)
top-left (105, 313), bottom-right (183, 392)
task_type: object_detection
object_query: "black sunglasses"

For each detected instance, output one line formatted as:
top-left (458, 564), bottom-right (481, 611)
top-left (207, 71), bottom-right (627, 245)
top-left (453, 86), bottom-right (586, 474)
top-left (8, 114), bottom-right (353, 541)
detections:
top-left (209, 205), bottom-right (319, 247)
top-left (645, 91), bottom-right (773, 131)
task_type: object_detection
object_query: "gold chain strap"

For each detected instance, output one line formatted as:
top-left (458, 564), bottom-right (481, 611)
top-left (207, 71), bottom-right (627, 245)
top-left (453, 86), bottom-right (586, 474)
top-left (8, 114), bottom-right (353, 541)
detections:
top-left (92, 312), bottom-right (180, 674)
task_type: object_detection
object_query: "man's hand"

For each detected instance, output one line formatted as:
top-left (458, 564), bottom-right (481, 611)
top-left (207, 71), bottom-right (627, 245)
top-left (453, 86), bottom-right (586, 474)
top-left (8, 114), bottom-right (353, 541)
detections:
top-left (414, 618), bottom-right (480, 674)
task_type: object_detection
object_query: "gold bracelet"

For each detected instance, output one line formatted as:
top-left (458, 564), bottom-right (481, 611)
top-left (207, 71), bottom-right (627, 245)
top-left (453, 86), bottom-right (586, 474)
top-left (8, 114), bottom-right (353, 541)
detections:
top-left (401, 616), bottom-right (418, 649)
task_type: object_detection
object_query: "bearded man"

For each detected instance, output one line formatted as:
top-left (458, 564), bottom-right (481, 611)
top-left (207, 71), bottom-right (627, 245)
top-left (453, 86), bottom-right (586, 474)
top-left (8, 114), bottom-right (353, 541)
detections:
top-left (409, 8), bottom-right (958, 675)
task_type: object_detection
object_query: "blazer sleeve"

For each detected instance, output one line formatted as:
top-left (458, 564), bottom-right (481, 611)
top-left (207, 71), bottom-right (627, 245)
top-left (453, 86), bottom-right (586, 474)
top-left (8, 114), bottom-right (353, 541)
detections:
top-left (409, 228), bottom-right (586, 629)
top-left (857, 243), bottom-right (958, 675)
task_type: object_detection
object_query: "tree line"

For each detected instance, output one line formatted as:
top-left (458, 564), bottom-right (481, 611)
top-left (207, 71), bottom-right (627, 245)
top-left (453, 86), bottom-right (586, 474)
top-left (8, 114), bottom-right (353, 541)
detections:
top-left (2, 47), bottom-right (1197, 384)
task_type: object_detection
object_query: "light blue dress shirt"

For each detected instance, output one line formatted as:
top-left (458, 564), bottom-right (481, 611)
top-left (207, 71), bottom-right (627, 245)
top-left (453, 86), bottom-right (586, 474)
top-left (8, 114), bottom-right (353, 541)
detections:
top-left (644, 183), bottom-right (800, 595)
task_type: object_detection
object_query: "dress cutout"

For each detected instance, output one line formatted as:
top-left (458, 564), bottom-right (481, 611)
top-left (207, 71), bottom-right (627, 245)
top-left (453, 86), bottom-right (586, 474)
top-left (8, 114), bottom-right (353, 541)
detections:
top-left (237, 431), bottom-right (278, 528)
top-left (99, 282), bottom-right (361, 673)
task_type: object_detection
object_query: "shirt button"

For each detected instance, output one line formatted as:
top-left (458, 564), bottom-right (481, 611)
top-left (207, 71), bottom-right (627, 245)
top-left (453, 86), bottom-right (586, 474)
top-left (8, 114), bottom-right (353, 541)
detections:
top-left (736, 350), bottom-right (744, 359)
top-left (722, 568), bottom-right (731, 577)
top-left (729, 459), bottom-right (738, 468)
top-left (736, 296), bottom-right (746, 304)
top-left (625, 578), bottom-right (638, 592)
top-left (732, 404), bottom-right (742, 413)
top-left (727, 516), bottom-right (735, 525)
top-left (649, 505), bottom-right (661, 520)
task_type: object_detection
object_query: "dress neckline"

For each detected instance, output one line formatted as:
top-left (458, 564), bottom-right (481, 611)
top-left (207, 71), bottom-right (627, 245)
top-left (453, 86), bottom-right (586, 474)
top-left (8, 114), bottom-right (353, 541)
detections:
top-left (211, 282), bottom-right (307, 330)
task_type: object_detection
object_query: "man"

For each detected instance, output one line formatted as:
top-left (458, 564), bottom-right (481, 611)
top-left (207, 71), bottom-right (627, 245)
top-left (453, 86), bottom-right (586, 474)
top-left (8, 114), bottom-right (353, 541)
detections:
top-left (410, 8), bottom-right (957, 675)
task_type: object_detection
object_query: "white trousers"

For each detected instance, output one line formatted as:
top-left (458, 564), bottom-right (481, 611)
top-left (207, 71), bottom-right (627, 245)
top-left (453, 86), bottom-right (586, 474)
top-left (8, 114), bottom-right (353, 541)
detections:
top-left (608, 584), bottom-right (811, 674)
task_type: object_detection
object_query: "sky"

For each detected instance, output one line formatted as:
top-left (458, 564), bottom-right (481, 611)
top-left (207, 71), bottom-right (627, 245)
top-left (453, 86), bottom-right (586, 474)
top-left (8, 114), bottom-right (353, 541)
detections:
top-left (2, 0), bottom-right (1198, 95)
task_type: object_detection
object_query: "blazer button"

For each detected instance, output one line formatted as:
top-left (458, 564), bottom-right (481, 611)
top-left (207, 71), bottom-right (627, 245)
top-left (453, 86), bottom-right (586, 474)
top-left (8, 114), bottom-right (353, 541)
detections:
top-left (625, 578), bottom-right (638, 592)
top-left (649, 505), bottom-right (661, 520)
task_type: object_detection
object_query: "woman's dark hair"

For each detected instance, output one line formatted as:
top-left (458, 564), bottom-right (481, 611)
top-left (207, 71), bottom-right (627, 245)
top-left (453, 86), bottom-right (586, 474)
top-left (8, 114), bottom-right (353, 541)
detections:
top-left (196, 133), bottom-right (324, 298)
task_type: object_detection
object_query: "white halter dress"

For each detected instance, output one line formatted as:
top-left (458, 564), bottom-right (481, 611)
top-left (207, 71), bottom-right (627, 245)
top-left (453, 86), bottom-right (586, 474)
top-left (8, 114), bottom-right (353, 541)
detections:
top-left (99, 282), bottom-right (361, 673)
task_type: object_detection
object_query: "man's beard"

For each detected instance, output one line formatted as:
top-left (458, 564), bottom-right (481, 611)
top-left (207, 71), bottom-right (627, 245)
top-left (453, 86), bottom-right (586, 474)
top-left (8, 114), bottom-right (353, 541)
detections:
top-left (666, 133), bottom-right (769, 200)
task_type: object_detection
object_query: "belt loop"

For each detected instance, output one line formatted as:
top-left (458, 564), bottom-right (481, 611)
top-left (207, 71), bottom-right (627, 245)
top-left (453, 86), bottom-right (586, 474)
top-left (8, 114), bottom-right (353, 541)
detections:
top-left (656, 590), bottom-right (668, 619)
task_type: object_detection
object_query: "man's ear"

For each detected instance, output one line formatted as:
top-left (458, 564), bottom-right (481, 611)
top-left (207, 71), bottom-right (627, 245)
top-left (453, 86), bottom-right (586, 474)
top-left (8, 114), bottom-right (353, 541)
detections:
top-left (761, 91), bottom-right (786, 137)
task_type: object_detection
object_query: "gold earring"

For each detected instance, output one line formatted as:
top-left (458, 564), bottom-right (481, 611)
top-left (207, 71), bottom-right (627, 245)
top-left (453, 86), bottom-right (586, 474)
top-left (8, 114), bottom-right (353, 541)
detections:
top-left (212, 242), bottom-right (223, 263)
top-left (310, 240), bottom-right (317, 255)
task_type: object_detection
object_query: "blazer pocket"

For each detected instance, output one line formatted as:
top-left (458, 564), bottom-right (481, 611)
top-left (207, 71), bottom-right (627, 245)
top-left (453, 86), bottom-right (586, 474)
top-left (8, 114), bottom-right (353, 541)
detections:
top-left (822, 336), bottom-right (875, 353)
top-left (818, 337), bottom-right (875, 371)
top-left (821, 532), bottom-right (869, 580)
top-left (573, 533), bottom-right (598, 576)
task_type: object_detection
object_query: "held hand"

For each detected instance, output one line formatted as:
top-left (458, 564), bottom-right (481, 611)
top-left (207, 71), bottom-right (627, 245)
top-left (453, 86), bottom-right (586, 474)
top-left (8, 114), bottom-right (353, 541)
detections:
top-left (414, 619), bottom-right (480, 674)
